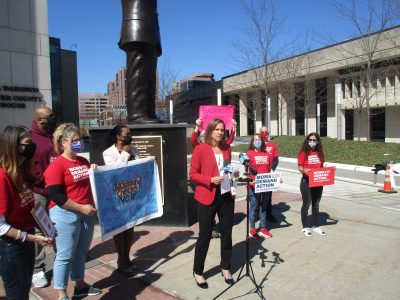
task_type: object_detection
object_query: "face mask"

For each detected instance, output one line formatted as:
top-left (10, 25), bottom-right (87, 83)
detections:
top-left (71, 140), bottom-right (83, 153)
top-left (308, 141), bottom-right (318, 148)
top-left (260, 132), bottom-right (269, 141)
top-left (19, 143), bottom-right (37, 159)
top-left (253, 140), bottom-right (262, 149)
top-left (122, 135), bottom-right (132, 146)
top-left (39, 117), bottom-right (57, 133)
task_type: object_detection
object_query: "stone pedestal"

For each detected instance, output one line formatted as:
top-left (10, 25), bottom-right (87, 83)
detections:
top-left (89, 124), bottom-right (197, 227)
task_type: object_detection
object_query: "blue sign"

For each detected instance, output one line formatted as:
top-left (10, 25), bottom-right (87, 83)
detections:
top-left (89, 157), bottom-right (163, 241)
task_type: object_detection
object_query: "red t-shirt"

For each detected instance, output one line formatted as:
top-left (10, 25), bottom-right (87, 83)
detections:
top-left (246, 150), bottom-right (272, 189)
top-left (44, 156), bottom-right (94, 209)
top-left (0, 168), bottom-right (36, 231)
top-left (265, 141), bottom-right (279, 157)
top-left (297, 150), bottom-right (325, 176)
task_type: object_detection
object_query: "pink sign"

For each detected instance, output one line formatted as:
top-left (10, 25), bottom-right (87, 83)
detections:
top-left (198, 105), bottom-right (235, 131)
top-left (309, 167), bottom-right (335, 187)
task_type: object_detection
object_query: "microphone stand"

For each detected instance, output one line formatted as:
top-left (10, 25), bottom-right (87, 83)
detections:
top-left (212, 173), bottom-right (265, 300)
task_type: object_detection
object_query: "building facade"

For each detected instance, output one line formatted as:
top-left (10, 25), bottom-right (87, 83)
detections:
top-left (222, 26), bottom-right (400, 142)
top-left (79, 93), bottom-right (108, 131)
top-left (49, 37), bottom-right (79, 125)
top-left (107, 67), bottom-right (126, 105)
top-left (0, 0), bottom-right (52, 128)
top-left (99, 103), bottom-right (127, 126)
top-left (170, 73), bottom-right (219, 124)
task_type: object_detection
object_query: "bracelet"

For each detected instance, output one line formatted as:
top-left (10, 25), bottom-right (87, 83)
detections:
top-left (15, 229), bottom-right (21, 240)
top-left (21, 232), bottom-right (28, 243)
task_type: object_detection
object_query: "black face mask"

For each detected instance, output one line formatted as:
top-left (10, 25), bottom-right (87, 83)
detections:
top-left (39, 117), bottom-right (57, 133)
top-left (122, 135), bottom-right (132, 146)
top-left (19, 143), bottom-right (37, 159)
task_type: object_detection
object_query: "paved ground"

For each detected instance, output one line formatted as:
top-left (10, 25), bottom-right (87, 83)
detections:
top-left (1, 168), bottom-right (400, 300)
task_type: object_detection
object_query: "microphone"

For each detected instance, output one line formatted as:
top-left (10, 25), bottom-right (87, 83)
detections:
top-left (239, 153), bottom-right (258, 175)
top-left (223, 161), bottom-right (236, 196)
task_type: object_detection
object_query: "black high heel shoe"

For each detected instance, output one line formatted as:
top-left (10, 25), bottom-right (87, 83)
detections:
top-left (221, 270), bottom-right (235, 285)
top-left (193, 272), bottom-right (208, 289)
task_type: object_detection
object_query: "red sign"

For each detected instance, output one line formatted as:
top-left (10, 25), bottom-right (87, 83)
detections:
top-left (198, 105), bottom-right (235, 131)
top-left (308, 167), bottom-right (335, 187)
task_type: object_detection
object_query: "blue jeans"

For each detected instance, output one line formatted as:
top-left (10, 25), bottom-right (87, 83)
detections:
top-left (0, 237), bottom-right (35, 300)
top-left (50, 205), bottom-right (95, 290)
top-left (248, 189), bottom-right (271, 229)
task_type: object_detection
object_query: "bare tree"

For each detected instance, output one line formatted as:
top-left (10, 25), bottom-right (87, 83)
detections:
top-left (330, 0), bottom-right (399, 141)
top-left (156, 57), bottom-right (180, 121)
top-left (232, 0), bottom-right (285, 132)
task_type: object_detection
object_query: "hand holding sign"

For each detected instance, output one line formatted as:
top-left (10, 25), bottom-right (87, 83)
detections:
top-left (308, 167), bottom-right (335, 187)
top-left (254, 173), bottom-right (281, 193)
top-left (198, 105), bottom-right (235, 131)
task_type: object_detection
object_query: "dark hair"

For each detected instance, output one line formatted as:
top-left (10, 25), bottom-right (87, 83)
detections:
top-left (204, 118), bottom-right (226, 146)
top-left (108, 125), bottom-right (129, 146)
top-left (300, 132), bottom-right (324, 161)
top-left (248, 134), bottom-right (266, 152)
top-left (0, 126), bottom-right (35, 190)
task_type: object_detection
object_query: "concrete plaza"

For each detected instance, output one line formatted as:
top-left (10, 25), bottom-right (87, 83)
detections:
top-left (1, 168), bottom-right (399, 300)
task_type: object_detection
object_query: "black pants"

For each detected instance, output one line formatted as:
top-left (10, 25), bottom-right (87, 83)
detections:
top-left (193, 188), bottom-right (234, 275)
top-left (125, 42), bottom-right (158, 120)
top-left (0, 238), bottom-right (35, 300)
top-left (300, 177), bottom-right (323, 228)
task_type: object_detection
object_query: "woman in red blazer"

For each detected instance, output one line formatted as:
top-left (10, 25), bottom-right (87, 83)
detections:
top-left (189, 118), bottom-right (235, 289)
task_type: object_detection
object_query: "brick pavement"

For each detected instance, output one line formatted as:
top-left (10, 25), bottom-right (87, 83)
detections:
top-left (0, 191), bottom-right (298, 300)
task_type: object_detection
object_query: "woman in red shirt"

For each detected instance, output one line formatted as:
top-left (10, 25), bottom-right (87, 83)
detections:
top-left (246, 134), bottom-right (273, 238)
top-left (297, 132), bottom-right (326, 237)
top-left (45, 124), bottom-right (101, 300)
top-left (0, 126), bottom-right (52, 300)
top-left (190, 118), bottom-right (235, 288)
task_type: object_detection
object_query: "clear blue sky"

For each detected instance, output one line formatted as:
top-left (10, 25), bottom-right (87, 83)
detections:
top-left (48, 0), bottom-right (357, 93)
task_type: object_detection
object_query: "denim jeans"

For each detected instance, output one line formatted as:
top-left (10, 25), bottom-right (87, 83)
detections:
top-left (248, 189), bottom-right (271, 229)
top-left (0, 237), bottom-right (35, 300)
top-left (49, 205), bottom-right (95, 289)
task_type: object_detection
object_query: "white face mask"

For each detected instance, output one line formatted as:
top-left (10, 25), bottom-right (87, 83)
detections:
top-left (308, 140), bottom-right (318, 148)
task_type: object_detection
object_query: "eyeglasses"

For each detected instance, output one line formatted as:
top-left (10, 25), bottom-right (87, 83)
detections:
top-left (308, 138), bottom-right (317, 141)
top-left (261, 131), bottom-right (268, 134)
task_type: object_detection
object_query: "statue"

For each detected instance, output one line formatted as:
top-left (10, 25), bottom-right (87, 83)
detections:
top-left (119, 0), bottom-right (162, 123)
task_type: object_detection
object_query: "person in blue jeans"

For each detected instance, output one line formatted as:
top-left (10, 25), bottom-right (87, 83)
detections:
top-left (246, 134), bottom-right (273, 238)
top-left (44, 124), bottom-right (101, 300)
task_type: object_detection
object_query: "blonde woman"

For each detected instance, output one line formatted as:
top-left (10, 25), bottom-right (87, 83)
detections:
top-left (44, 124), bottom-right (101, 300)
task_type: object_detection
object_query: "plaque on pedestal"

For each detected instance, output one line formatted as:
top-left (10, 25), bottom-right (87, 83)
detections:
top-left (89, 124), bottom-right (197, 227)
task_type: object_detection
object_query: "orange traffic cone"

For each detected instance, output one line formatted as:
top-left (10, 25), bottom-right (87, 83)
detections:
top-left (378, 166), bottom-right (397, 193)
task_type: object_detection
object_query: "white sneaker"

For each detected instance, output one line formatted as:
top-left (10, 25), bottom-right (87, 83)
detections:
top-left (313, 226), bottom-right (327, 236)
top-left (302, 227), bottom-right (312, 237)
top-left (32, 271), bottom-right (49, 288)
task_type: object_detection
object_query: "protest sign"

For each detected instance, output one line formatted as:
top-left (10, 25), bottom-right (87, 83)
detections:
top-left (89, 157), bottom-right (163, 241)
top-left (198, 105), bottom-right (235, 131)
top-left (31, 201), bottom-right (56, 240)
top-left (308, 167), bottom-right (335, 187)
top-left (254, 173), bottom-right (281, 193)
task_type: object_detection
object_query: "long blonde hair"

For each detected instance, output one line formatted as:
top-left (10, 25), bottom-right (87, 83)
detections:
top-left (0, 126), bottom-right (35, 190)
top-left (53, 123), bottom-right (79, 154)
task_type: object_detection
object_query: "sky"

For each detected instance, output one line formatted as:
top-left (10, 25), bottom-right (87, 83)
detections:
top-left (48, 0), bottom-right (360, 94)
